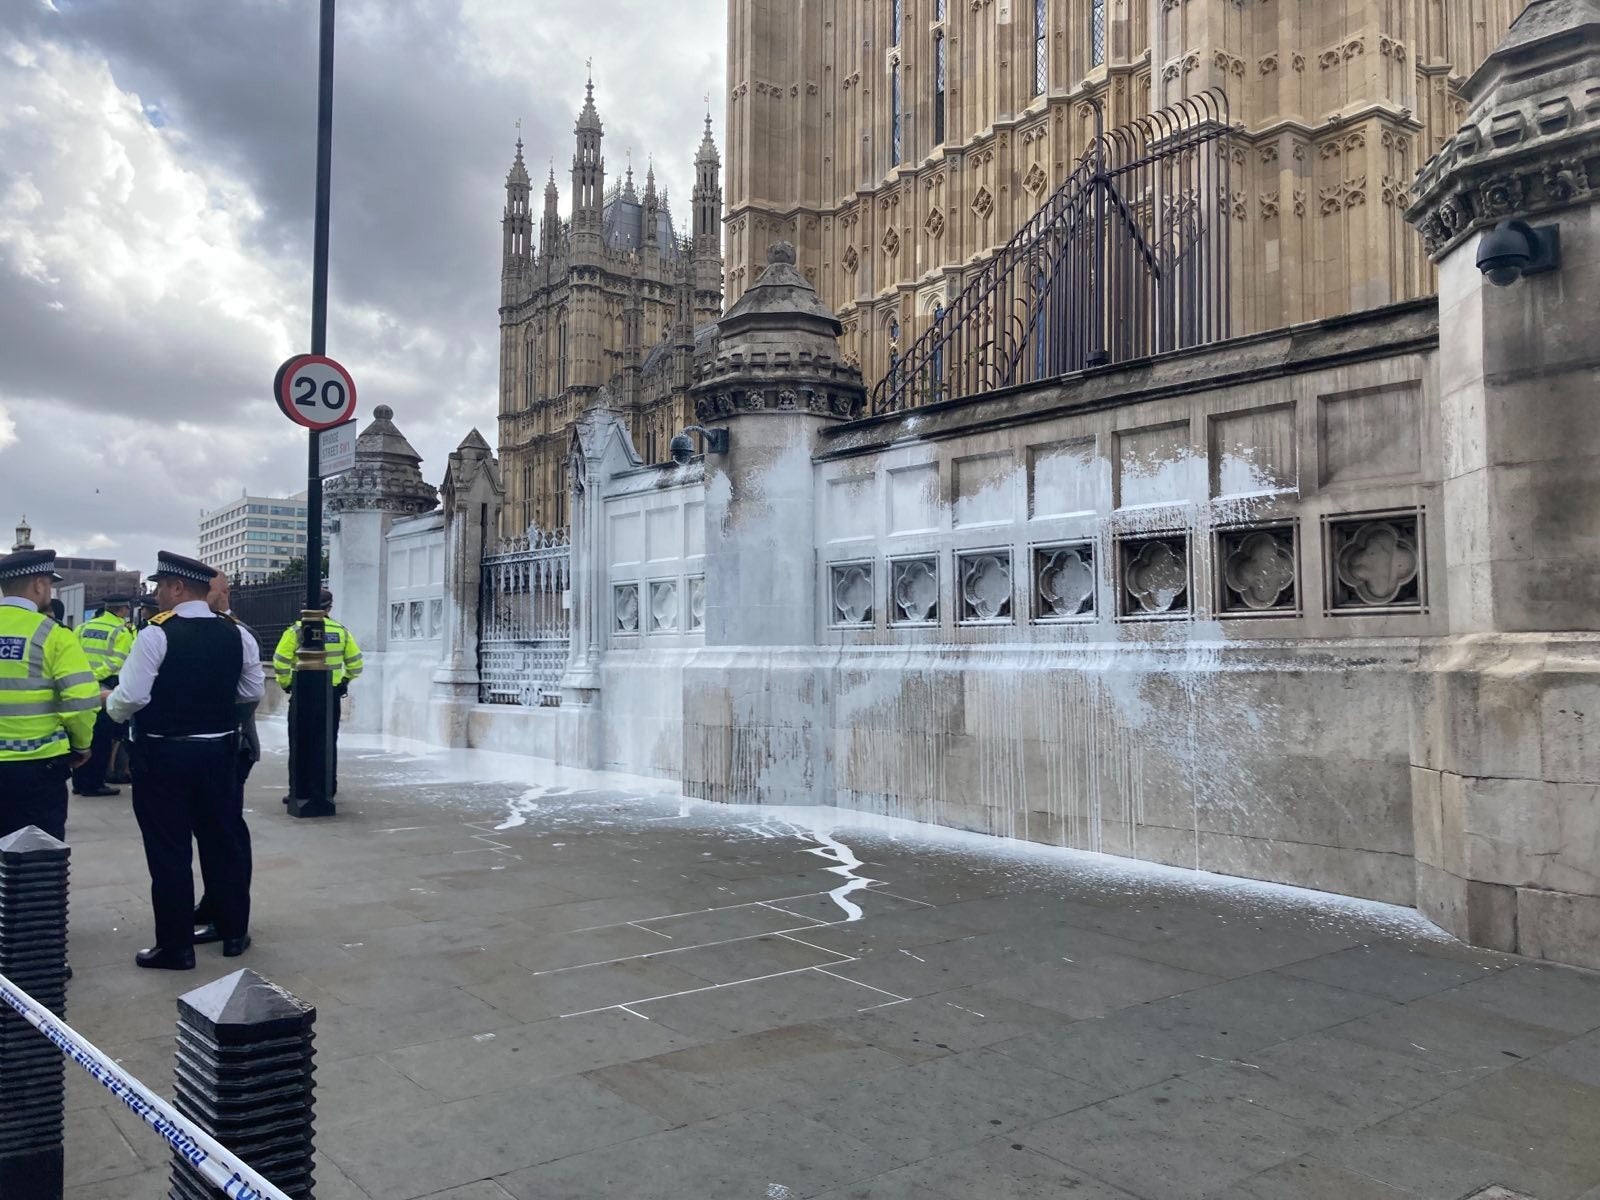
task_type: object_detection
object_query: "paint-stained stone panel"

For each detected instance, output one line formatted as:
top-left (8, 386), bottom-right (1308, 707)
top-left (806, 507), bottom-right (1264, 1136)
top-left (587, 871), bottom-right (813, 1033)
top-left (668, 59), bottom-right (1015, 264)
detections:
top-left (888, 462), bottom-right (940, 534)
top-left (953, 451), bottom-right (1017, 527)
top-left (1318, 381), bottom-right (1423, 486)
top-left (1117, 422), bottom-right (1199, 509)
top-left (1028, 437), bottom-right (1099, 518)
top-left (1210, 404), bottom-right (1298, 497)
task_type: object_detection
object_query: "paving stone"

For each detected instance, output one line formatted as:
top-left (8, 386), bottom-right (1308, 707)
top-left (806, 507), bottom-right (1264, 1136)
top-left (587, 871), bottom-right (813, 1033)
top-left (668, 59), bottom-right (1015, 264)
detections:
top-left (46, 732), bottom-right (1600, 1200)
top-left (1277, 941), bottom-right (1504, 1003)
top-left (788, 1046), bottom-right (1110, 1164)
top-left (1227, 1157), bottom-right (1418, 1199)
top-left (321, 1075), bottom-right (669, 1199)
top-left (495, 1105), bottom-right (904, 1200)
top-left (1015, 1074), bottom-right (1326, 1200)
top-left (584, 1022), bottom-right (907, 1125)
top-left (1436, 964), bottom-right (1600, 1036)
top-left (809, 1137), bottom-right (1142, 1200)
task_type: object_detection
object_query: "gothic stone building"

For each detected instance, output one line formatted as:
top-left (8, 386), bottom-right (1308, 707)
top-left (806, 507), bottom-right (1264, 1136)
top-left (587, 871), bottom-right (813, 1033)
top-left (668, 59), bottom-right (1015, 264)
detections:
top-left (725, 0), bottom-right (1527, 388)
top-left (498, 81), bottom-right (724, 535)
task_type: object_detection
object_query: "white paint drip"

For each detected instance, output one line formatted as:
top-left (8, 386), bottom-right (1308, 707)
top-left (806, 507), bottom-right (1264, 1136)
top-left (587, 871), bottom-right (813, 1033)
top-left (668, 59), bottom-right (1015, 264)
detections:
top-left (799, 829), bottom-right (876, 922)
top-left (496, 786), bottom-right (550, 831)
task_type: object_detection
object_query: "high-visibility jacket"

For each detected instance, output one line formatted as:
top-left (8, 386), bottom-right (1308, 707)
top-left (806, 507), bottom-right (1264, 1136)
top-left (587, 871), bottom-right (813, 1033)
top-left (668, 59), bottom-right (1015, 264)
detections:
top-left (77, 610), bottom-right (135, 684)
top-left (273, 617), bottom-right (363, 689)
top-left (0, 605), bottom-right (100, 762)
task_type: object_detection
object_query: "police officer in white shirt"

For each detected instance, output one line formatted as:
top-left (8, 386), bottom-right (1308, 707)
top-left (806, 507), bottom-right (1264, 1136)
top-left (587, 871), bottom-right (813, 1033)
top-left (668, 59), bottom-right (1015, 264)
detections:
top-left (107, 552), bottom-right (264, 970)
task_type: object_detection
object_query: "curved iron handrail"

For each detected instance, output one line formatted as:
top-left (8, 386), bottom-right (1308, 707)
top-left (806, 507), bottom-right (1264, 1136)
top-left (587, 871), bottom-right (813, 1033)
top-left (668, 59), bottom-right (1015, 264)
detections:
top-left (871, 89), bottom-right (1232, 415)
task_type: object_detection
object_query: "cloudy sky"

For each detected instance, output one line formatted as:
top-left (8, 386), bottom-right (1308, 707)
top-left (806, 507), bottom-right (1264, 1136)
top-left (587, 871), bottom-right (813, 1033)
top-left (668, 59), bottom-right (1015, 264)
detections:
top-left (0, 0), bottom-right (724, 571)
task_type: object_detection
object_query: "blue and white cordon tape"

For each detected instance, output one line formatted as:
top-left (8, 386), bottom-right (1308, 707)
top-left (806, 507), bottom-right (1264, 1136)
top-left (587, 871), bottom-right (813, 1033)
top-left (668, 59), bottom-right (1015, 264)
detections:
top-left (0, 973), bottom-right (292, 1200)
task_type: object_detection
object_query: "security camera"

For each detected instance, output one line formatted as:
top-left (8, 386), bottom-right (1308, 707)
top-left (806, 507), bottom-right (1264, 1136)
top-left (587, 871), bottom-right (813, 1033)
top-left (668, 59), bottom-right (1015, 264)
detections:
top-left (670, 425), bottom-right (730, 464)
top-left (1476, 219), bottom-right (1560, 287)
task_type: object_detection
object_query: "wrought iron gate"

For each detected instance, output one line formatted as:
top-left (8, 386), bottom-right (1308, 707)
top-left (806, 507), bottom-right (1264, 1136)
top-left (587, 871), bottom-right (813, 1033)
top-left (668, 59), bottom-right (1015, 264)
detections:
top-left (874, 90), bottom-right (1234, 415)
top-left (478, 528), bottom-right (571, 707)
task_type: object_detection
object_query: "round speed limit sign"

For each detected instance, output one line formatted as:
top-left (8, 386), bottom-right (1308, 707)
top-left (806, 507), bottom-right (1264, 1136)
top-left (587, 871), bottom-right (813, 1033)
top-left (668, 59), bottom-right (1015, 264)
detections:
top-left (274, 354), bottom-right (358, 430)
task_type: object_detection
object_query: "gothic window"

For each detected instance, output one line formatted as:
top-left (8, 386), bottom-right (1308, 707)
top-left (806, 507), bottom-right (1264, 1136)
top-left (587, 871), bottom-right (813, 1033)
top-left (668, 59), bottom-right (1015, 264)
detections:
top-left (1034, 0), bottom-right (1049, 96)
top-left (892, 0), bottom-right (903, 45)
top-left (557, 315), bottom-right (569, 393)
top-left (1030, 268), bottom-right (1050, 380)
top-left (934, 0), bottom-right (947, 18)
top-left (891, 62), bottom-right (903, 167)
top-left (933, 32), bottom-right (947, 147)
top-left (523, 337), bottom-right (537, 405)
top-left (1090, 0), bottom-right (1106, 66)
top-left (930, 303), bottom-right (945, 401)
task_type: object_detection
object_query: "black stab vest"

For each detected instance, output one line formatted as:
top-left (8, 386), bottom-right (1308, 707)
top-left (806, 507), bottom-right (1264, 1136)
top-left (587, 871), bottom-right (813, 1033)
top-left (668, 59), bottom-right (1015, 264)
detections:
top-left (137, 616), bottom-right (243, 739)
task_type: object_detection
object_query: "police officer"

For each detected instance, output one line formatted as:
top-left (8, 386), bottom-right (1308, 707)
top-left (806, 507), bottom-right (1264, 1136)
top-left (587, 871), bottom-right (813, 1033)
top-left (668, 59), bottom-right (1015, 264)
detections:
top-left (192, 570), bottom-right (261, 946)
top-left (275, 587), bottom-right (362, 799)
top-left (107, 552), bottom-right (264, 970)
top-left (0, 549), bottom-right (100, 840)
top-left (72, 594), bottom-right (136, 797)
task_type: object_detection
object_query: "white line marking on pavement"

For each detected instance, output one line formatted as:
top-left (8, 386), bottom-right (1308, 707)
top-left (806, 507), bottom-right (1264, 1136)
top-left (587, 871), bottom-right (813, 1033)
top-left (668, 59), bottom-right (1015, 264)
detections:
top-left (811, 967), bottom-right (910, 1003)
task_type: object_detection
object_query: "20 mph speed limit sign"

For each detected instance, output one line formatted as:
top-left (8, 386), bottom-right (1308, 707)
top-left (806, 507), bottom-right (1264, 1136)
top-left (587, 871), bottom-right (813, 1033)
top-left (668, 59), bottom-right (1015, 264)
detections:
top-left (275, 354), bottom-right (358, 430)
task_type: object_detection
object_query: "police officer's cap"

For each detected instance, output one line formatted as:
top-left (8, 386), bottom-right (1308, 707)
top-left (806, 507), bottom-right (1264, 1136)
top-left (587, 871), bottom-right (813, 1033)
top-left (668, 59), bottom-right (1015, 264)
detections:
top-left (0, 549), bottom-right (62, 583)
top-left (319, 587), bottom-right (334, 607)
top-left (148, 551), bottom-right (217, 585)
top-left (100, 593), bottom-right (134, 607)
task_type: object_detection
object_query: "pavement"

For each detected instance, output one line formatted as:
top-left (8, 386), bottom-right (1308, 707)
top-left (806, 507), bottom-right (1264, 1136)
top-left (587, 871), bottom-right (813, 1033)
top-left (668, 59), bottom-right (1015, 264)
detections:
top-left (39, 720), bottom-right (1600, 1200)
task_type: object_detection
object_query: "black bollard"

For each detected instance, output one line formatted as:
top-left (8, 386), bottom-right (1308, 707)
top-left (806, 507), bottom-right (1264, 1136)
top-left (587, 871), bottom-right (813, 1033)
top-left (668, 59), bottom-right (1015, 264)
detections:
top-left (0, 826), bottom-right (71, 1200)
top-left (170, 969), bottom-right (317, 1200)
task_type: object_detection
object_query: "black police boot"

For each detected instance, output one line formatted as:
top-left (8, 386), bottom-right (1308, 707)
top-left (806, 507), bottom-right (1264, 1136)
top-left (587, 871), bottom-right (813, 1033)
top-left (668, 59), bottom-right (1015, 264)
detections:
top-left (74, 786), bottom-right (120, 797)
top-left (222, 934), bottom-right (252, 958)
top-left (193, 924), bottom-right (222, 945)
top-left (135, 946), bottom-right (195, 971)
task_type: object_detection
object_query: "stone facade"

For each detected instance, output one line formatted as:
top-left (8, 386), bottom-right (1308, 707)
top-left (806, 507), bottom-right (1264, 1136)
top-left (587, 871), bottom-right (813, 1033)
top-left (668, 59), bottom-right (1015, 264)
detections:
top-left (1404, 0), bottom-right (1600, 967)
top-left (496, 80), bottom-right (724, 536)
top-left (725, 0), bottom-right (1526, 390)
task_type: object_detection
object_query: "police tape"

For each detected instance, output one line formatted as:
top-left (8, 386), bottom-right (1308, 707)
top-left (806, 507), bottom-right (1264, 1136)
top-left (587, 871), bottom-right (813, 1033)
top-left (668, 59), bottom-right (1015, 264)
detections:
top-left (0, 973), bottom-right (292, 1200)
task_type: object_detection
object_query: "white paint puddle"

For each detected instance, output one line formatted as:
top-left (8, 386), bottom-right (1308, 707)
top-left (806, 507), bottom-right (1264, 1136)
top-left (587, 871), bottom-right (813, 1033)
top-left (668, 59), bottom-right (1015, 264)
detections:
top-left (798, 829), bottom-right (876, 922)
top-left (496, 786), bottom-right (551, 831)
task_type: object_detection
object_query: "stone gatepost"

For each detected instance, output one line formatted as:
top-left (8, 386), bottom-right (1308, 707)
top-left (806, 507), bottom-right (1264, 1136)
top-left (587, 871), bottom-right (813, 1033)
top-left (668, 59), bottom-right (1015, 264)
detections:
top-left (1405, 0), bottom-right (1600, 964)
top-left (430, 430), bottom-right (502, 746)
top-left (682, 242), bottom-right (865, 805)
top-left (326, 405), bottom-right (440, 735)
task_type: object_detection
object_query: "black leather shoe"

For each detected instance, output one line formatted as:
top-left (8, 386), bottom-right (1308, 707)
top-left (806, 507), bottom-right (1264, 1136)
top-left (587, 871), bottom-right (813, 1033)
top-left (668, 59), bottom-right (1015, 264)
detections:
top-left (135, 946), bottom-right (195, 971)
top-left (193, 924), bottom-right (222, 945)
top-left (222, 934), bottom-right (252, 958)
top-left (74, 786), bottom-right (120, 797)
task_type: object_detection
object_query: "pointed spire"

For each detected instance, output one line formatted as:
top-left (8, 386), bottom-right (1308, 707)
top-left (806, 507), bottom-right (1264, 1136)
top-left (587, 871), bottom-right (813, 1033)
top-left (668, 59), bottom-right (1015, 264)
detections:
top-left (696, 108), bottom-right (720, 166)
top-left (577, 66), bottom-right (603, 132)
top-left (644, 160), bottom-right (658, 201)
top-left (545, 161), bottom-right (559, 197)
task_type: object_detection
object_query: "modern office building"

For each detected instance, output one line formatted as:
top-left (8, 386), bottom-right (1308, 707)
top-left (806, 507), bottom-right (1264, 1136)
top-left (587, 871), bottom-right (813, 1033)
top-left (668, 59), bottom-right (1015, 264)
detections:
top-left (196, 493), bottom-right (312, 582)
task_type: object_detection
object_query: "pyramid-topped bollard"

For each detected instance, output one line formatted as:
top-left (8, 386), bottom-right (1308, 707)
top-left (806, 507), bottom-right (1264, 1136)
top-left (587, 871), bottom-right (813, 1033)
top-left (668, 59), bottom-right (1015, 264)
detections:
top-left (0, 826), bottom-right (70, 1200)
top-left (171, 969), bottom-right (317, 1200)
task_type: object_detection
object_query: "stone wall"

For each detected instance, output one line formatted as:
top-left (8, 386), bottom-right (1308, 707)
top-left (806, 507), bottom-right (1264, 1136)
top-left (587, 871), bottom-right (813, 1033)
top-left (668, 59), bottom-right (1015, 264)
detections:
top-left (683, 301), bottom-right (1442, 906)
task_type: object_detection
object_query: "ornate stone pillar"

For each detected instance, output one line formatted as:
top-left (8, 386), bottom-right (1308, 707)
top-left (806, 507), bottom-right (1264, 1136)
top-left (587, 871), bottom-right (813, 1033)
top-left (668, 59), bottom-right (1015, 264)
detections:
top-left (1404, 0), bottom-right (1600, 964)
top-left (681, 242), bottom-right (865, 805)
top-left (430, 430), bottom-right (502, 745)
top-left (326, 406), bottom-right (439, 733)
top-left (561, 409), bottom-right (632, 703)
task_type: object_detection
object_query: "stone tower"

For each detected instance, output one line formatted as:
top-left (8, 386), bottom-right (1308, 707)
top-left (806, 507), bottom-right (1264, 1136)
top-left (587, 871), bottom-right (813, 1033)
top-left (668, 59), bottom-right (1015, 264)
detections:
top-left (496, 78), bottom-right (727, 537)
top-left (725, 0), bottom-right (1529, 390)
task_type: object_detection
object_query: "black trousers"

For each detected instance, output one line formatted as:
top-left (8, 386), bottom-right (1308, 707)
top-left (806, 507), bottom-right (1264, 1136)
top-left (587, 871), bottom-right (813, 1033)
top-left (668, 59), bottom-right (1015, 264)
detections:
top-left (131, 739), bottom-right (249, 951)
top-left (193, 750), bottom-right (255, 930)
top-left (0, 757), bottom-right (69, 842)
top-left (286, 687), bottom-right (341, 797)
top-left (72, 710), bottom-right (126, 793)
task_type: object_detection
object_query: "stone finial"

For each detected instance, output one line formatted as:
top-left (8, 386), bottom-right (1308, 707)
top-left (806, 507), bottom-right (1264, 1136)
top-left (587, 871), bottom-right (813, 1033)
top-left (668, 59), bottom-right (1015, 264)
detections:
top-left (768, 241), bottom-right (797, 266)
top-left (1405, 0), bottom-right (1600, 258)
top-left (325, 405), bottom-right (440, 516)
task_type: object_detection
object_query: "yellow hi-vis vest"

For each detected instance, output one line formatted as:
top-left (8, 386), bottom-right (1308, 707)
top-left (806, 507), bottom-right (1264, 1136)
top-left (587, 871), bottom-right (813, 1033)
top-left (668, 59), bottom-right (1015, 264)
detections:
top-left (77, 610), bottom-right (135, 683)
top-left (273, 617), bottom-right (364, 689)
top-left (0, 605), bottom-right (100, 762)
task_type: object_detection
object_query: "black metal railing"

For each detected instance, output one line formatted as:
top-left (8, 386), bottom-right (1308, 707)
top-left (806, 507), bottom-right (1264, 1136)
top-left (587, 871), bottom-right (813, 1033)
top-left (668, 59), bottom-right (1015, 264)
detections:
top-left (872, 90), bottom-right (1233, 415)
top-left (232, 573), bottom-right (308, 663)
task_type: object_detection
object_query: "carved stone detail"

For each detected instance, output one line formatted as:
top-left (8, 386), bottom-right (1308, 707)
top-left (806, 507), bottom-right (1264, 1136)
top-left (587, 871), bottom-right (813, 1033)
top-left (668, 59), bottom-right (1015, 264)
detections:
top-left (891, 558), bottom-right (939, 624)
top-left (958, 551), bottom-right (1013, 623)
top-left (1034, 544), bottom-right (1095, 620)
top-left (648, 580), bottom-right (679, 633)
top-left (1120, 536), bottom-right (1189, 617)
top-left (613, 583), bottom-right (641, 634)
top-left (1330, 515), bottom-right (1422, 609)
top-left (831, 562), bottom-right (874, 626)
top-left (1220, 527), bottom-right (1297, 613)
